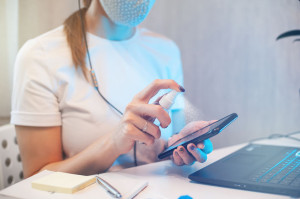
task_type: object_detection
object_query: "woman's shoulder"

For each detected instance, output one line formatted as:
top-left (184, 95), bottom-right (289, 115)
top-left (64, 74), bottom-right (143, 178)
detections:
top-left (17, 26), bottom-right (70, 62)
top-left (16, 26), bottom-right (70, 74)
top-left (19, 26), bottom-right (68, 58)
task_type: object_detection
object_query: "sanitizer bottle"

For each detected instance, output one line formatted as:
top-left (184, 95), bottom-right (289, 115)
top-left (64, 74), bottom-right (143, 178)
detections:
top-left (146, 90), bottom-right (180, 126)
top-left (159, 90), bottom-right (179, 110)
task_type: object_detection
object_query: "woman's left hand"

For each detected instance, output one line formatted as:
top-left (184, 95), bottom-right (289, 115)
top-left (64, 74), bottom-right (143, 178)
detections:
top-left (168, 120), bottom-right (215, 166)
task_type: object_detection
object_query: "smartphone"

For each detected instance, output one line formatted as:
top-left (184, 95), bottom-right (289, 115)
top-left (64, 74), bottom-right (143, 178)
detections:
top-left (157, 113), bottom-right (238, 159)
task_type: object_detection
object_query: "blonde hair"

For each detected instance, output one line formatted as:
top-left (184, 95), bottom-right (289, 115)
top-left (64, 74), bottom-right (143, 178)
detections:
top-left (63, 0), bottom-right (92, 78)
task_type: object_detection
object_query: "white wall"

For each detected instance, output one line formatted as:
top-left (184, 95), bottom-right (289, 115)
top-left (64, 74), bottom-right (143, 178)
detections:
top-left (0, 0), bottom-right (18, 117)
top-left (143, 0), bottom-right (300, 148)
top-left (0, 0), bottom-right (78, 117)
top-left (1, 0), bottom-right (299, 148)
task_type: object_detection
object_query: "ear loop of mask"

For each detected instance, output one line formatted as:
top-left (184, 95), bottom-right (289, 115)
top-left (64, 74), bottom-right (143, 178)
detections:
top-left (78, 0), bottom-right (138, 167)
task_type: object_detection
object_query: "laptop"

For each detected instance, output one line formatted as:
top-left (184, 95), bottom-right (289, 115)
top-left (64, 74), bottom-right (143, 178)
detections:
top-left (188, 144), bottom-right (300, 197)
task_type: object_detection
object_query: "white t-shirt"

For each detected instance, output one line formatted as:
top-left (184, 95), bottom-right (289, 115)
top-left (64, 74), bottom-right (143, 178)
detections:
top-left (11, 26), bottom-right (184, 170)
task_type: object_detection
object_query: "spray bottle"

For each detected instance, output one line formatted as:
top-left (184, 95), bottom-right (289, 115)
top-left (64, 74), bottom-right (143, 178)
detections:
top-left (158, 90), bottom-right (180, 111)
top-left (146, 89), bottom-right (182, 126)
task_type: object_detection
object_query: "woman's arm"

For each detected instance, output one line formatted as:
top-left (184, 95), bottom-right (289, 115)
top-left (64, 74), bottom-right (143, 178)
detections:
top-left (17, 79), bottom-right (183, 178)
top-left (16, 125), bottom-right (120, 178)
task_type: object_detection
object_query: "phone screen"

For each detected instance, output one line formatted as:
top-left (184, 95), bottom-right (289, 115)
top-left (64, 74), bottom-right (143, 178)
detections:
top-left (158, 113), bottom-right (238, 159)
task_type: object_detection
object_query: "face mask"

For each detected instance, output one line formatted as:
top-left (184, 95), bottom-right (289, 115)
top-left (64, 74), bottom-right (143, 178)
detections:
top-left (99, 0), bottom-right (156, 27)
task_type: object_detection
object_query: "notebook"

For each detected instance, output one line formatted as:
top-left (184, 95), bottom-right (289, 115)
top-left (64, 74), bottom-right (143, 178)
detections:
top-left (189, 144), bottom-right (300, 197)
top-left (31, 172), bottom-right (95, 194)
top-left (0, 170), bottom-right (148, 199)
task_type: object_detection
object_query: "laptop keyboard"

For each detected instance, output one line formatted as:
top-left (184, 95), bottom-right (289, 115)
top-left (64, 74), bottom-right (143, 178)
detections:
top-left (249, 149), bottom-right (300, 187)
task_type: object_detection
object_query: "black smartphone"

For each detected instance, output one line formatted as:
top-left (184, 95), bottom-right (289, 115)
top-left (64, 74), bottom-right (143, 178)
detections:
top-left (158, 113), bottom-right (238, 159)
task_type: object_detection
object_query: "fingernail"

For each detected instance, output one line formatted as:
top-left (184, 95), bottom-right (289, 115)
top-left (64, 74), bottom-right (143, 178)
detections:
top-left (179, 147), bottom-right (184, 152)
top-left (190, 145), bottom-right (195, 150)
top-left (199, 143), bottom-right (205, 149)
top-left (179, 85), bottom-right (185, 92)
top-left (161, 124), bottom-right (169, 129)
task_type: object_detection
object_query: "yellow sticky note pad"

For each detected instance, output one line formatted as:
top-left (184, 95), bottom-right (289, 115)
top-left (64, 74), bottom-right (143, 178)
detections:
top-left (31, 172), bottom-right (95, 194)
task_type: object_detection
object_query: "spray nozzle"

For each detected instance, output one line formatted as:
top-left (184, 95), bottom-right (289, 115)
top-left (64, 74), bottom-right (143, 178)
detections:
top-left (159, 90), bottom-right (180, 110)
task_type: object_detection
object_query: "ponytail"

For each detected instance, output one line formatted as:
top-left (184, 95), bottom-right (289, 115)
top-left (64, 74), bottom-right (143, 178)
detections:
top-left (63, 0), bottom-right (92, 79)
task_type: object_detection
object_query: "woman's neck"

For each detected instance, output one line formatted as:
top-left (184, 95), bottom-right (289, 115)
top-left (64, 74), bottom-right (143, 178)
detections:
top-left (85, 0), bottom-right (135, 41)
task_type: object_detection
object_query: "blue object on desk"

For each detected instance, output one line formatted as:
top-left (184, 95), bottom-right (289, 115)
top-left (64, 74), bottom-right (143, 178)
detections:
top-left (178, 195), bottom-right (193, 199)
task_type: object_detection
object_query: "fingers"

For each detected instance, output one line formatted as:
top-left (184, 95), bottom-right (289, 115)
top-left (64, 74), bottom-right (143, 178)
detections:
top-left (124, 123), bottom-right (155, 146)
top-left (126, 103), bottom-right (171, 128)
top-left (172, 140), bottom-right (213, 166)
top-left (134, 79), bottom-right (183, 103)
top-left (124, 112), bottom-right (161, 139)
top-left (178, 120), bottom-right (218, 139)
top-left (172, 150), bottom-right (184, 166)
top-left (187, 143), bottom-right (207, 163)
top-left (176, 146), bottom-right (195, 165)
top-left (168, 133), bottom-right (184, 147)
top-left (180, 121), bottom-right (210, 136)
top-left (208, 120), bottom-right (218, 124)
top-left (197, 139), bottom-right (213, 154)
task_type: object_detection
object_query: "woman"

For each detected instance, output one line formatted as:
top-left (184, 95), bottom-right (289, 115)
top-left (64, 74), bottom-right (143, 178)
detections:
top-left (11, 0), bottom-right (213, 178)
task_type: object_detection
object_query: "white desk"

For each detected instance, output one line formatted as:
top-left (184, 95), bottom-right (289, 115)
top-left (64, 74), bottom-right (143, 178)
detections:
top-left (1, 135), bottom-right (299, 199)
top-left (126, 136), bottom-right (300, 199)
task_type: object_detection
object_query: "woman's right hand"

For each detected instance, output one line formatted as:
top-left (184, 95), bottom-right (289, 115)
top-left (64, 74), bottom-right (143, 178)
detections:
top-left (111, 79), bottom-right (183, 155)
top-left (16, 79), bottom-right (183, 177)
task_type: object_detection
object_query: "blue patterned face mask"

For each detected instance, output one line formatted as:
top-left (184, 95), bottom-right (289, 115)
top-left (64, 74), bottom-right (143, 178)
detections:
top-left (99, 0), bottom-right (156, 27)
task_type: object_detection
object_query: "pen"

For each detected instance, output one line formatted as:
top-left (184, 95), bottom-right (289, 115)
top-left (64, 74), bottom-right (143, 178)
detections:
top-left (96, 176), bottom-right (122, 198)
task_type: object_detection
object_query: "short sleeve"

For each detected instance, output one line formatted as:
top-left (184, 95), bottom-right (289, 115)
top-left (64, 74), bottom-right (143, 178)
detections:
top-left (10, 39), bottom-right (61, 126)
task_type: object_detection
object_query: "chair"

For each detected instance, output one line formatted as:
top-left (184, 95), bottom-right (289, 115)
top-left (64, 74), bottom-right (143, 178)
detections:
top-left (0, 124), bottom-right (23, 189)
